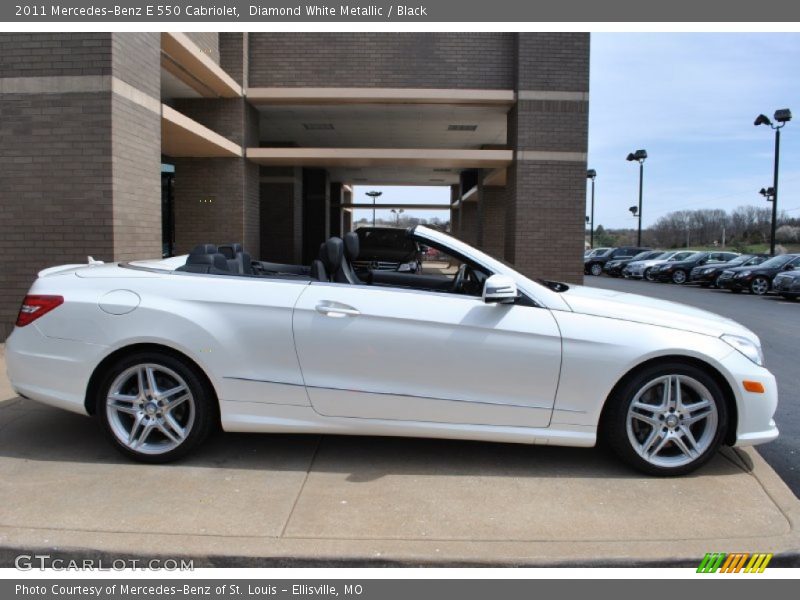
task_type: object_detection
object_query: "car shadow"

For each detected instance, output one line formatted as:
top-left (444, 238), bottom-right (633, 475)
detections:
top-left (0, 398), bottom-right (750, 481)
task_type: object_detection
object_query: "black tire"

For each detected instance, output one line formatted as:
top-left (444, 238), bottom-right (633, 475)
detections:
top-left (644, 268), bottom-right (655, 282)
top-left (671, 269), bottom-right (688, 285)
top-left (590, 263), bottom-right (603, 276)
top-left (750, 276), bottom-right (770, 296)
top-left (601, 361), bottom-right (728, 476)
top-left (95, 351), bottom-right (217, 463)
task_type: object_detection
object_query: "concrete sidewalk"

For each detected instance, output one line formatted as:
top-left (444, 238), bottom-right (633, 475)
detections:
top-left (1, 346), bottom-right (798, 566)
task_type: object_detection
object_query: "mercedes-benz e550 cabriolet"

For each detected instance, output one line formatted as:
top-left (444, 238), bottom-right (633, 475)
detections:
top-left (6, 226), bottom-right (778, 475)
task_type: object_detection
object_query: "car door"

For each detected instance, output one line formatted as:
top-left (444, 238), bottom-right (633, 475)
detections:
top-left (291, 282), bottom-right (562, 428)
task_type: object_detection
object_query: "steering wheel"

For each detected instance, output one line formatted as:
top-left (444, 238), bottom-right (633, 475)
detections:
top-left (451, 263), bottom-right (468, 294)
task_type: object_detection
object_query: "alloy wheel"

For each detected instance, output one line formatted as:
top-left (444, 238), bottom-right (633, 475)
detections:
top-left (671, 270), bottom-right (687, 284)
top-left (591, 263), bottom-right (603, 276)
top-left (750, 277), bottom-right (770, 296)
top-left (105, 364), bottom-right (196, 455)
top-left (625, 374), bottom-right (718, 469)
top-left (644, 268), bottom-right (655, 281)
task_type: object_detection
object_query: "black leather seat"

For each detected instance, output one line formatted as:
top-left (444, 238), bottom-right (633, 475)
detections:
top-left (219, 243), bottom-right (253, 275)
top-left (334, 232), bottom-right (362, 284)
top-left (178, 252), bottom-right (231, 275)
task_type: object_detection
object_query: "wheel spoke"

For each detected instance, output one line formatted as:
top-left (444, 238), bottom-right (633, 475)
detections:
top-left (163, 414), bottom-right (186, 441)
top-left (157, 420), bottom-right (181, 444)
top-left (672, 376), bottom-right (682, 410)
top-left (630, 411), bottom-right (660, 428)
top-left (647, 432), bottom-right (670, 458)
top-left (145, 367), bottom-right (159, 397)
top-left (159, 384), bottom-right (187, 403)
top-left (683, 407), bottom-right (713, 426)
top-left (128, 413), bottom-right (144, 446)
top-left (673, 430), bottom-right (698, 459)
top-left (661, 376), bottom-right (672, 410)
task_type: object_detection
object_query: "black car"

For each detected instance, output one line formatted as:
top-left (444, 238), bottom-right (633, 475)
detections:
top-left (772, 269), bottom-right (800, 300)
top-left (351, 227), bottom-right (422, 272)
top-left (652, 251), bottom-right (740, 285)
top-left (716, 253), bottom-right (800, 295)
top-left (603, 250), bottom-right (664, 277)
top-left (584, 246), bottom-right (651, 276)
top-left (689, 254), bottom-right (770, 287)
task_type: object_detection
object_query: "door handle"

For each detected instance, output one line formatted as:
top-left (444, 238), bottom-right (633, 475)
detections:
top-left (315, 303), bottom-right (360, 318)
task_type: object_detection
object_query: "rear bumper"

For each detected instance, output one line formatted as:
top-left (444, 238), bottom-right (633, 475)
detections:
top-left (5, 324), bottom-right (107, 415)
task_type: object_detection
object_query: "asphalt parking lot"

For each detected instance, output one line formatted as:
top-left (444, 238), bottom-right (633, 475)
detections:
top-left (584, 275), bottom-right (800, 497)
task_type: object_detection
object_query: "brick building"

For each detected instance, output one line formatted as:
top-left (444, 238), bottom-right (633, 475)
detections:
top-left (0, 32), bottom-right (589, 339)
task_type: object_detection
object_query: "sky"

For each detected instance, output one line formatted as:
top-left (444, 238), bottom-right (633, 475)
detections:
top-left (354, 33), bottom-right (800, 229)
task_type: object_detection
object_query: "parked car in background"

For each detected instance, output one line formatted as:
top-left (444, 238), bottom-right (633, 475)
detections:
top-left (352, 227), bottom-right (422, 273)
top-left (690, 254), bottom-right (770, 288)
top-left (652, 251), bottom-right (740, 285)
top-left (623, 251), bottom-right (695, 281)
top-left (585, 246), bottom-right (650, 276)
top-left (604, 250), bottom-right (664, 278)
top-left (772, 269), bottom-right (800, 300)
top-left (716, 254), bottom-right (800, 295)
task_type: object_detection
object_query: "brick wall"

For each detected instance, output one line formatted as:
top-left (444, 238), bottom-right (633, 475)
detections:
top-left (220, 33), bottom-right (246, 86)
top-left (481, 186), bottom-right (506, 260)
top-left (0, 33), bottom-right (111, 79)
top-left (0, 92), bottom-right (114, 339)
top-left (111, 33), bottom-right (162, 260)
top-left (184, 32), bottom-right (220, 64)
top-left (516, 33), bottom-right (590, 91)
top-left (248, 33), bottom-right (515, 89)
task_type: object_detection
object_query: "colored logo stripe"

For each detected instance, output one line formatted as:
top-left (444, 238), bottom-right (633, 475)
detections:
top-left (697, 552), bottom-right (772, 573)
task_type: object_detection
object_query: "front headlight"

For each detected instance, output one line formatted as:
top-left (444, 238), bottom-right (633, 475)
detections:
top-left (722, 334), bottom-right (765, 366)
top-left (736, 270), bottom-right (751, 278)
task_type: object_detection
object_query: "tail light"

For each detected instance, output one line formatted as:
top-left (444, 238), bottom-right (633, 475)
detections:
top-left (16, 295), bottom-right (64, 327)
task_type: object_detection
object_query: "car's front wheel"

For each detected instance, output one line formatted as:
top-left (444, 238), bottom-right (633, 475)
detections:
top-left (603, 362), bottom-right (727, 476)
top-left (644, 268), bottom-right (655, 282)
top-left (671, 269), bottom-right (688, 285)
top-left (96, 352), bottom-right (216, 463)
top-left (590, 263), bottom-right (603, 276)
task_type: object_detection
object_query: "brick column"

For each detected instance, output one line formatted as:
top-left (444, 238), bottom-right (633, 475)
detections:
top-left (505, 33), bottom-right (589, 284)
top-left (0, 33), bottom-right (161, 339)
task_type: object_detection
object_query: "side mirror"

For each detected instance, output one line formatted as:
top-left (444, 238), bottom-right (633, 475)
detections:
top-left (482, 274), bottom-right (518, 304)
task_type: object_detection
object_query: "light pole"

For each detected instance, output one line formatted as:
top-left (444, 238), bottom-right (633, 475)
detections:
top-left (754, 109), bottom-right (791, 255)
top-left (626, 149), bottom-right (647, 246)
top-left (365, 190), bottom-right (382, 227)
top-left (390, 208), bottom-right (404, 226)
top-left (586, 169), bottom-right (597, 249)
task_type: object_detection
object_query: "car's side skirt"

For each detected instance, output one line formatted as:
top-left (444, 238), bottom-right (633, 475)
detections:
top-left (219, 399), bottom-right (597, 447)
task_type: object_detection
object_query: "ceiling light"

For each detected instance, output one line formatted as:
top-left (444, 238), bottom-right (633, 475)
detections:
top-left (447, 124), bottom-right (478, 131)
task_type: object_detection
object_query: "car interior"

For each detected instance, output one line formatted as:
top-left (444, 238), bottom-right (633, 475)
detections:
top-left (175, 230), bottom-right (490, 297)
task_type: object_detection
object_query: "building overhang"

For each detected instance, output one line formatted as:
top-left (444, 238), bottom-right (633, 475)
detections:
top-left (161, 32), bottom-right (242, 98)
top-left (246, 148), bottom-right (513, 169)
top-left (162, 105), bottom-right (242, 158)
top-left (247, 87), bottom-right (515, 106)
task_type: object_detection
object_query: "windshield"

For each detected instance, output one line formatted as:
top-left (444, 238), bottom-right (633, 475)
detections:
top-left (726, 255), bottom-right (751, 266)
top-left (632, 250), bottom-right (657, 261)
top-left (669, 251), bottom-right (696, 261)
top-left (759, 254), bottom-right (794, 269)
top-left (588, 247), bottom-right (612, 257)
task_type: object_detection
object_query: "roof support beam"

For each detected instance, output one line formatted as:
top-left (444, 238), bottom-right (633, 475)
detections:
top-left (246, 148), bottom-right (513, 169)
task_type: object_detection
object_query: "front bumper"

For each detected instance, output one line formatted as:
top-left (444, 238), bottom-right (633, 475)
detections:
top-left (689, 269), bottom-right (717, 284)
top-left (716, 275), bottom-right (751, 291)
top-left (773, 275), bottom-right (800, 296)
top-left (714, 347), bottom-right (779, 447)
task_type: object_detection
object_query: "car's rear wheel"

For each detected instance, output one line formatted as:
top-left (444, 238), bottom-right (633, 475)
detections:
top-left (590, 263), bottom-right (603, 276)
top-left (96, 352), bottom-right (215, 463)
top-left (671, 269), bottom-right (688, 285)
top-left (644, 268), bottom-right (655, 282)
top-left (750, 276), bottom-right (770, 296)
top-left (603, 362), bottom-right (727, 476)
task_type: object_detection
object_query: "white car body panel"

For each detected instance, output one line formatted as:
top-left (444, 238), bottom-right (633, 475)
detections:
top-left (5, 226), bottom-right (778, 451)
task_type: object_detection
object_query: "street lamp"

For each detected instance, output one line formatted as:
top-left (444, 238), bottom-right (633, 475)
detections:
top-left (365, 190), bottom-right (382, 227)
top-left (586, 169), bottom-right (597, 249)
top-left (626, 149), bottom-right (647, 246)
top-left (390, 208), bottom-right (404, 226)
top-left (754, 108), bottom-right (791, 255)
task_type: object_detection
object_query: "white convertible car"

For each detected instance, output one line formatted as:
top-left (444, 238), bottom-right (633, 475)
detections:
top-left (6, 226), bottom-right (778, 475)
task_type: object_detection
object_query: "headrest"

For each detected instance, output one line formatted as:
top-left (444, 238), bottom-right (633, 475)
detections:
top-left (186, 252), bottom-right (229, 271)
top-left (322, 237), bottom-right (344, 273)
top-left (218, 243), bottom-right (244, 260)
top-left (343, 231), bottom-right (360, 260)
top-left (189, 243), bottom-right (218, 255)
